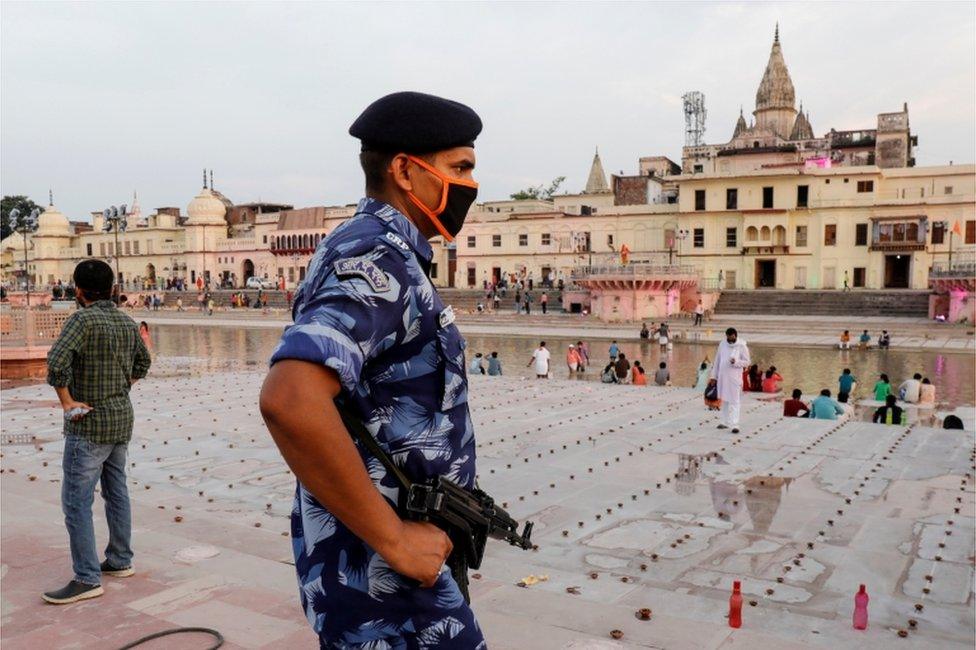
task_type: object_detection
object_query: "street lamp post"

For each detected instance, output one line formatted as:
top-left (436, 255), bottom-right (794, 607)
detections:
top-left (102, 204), bottom-right (129, 300)
top-left (6, 207), bottom-right (41, 307)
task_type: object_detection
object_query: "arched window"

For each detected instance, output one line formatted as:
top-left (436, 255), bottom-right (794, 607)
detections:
top-left (270, 238), bottom-right (276, 250)
top-left (772, 225), bottom-right (787, 246)
top-left (760, 226), bottom-right (771, 241)
top-left (746, 226), bottom-right (758, 242)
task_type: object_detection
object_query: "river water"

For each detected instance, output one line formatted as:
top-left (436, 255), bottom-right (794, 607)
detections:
top-left (149, 324), bottom-right (975, 408)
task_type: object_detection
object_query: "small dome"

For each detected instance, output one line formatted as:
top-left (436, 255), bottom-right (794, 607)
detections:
top-left (37, 204), bottom-right (72, 237)
top-left (186, 188), bottom-right (227, 225)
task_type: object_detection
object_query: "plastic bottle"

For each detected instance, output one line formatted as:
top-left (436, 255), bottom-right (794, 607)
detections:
top-left (853, 584), bottom-right (869, 630)
top-left (729, 580), bottom-right (743, 628)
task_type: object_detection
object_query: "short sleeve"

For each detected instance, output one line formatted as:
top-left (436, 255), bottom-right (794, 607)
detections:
top-left (269, 244), bottom-right (409, 394)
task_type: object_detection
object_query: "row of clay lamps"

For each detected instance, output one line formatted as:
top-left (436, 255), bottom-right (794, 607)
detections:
top-left (493, 406), bottom-right (784, 510)
top-left (478, 394), bottom-right (703, 476)
top-left (474, 391), bottom-right (667, 454)
top-left (895, 441), bottom-right (974, 639)
top-left (538, 411), bottom-right (841, 626)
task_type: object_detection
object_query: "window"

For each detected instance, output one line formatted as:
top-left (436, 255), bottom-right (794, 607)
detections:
top-left (492, 234), bottom-right (501, 247)
top-left (944, 186), bottom-right (953, 195)
top-left (726, 227), bottom-right (737, 248)
top-left (824, 224), bottom-right (837, 246)
top-left (746, 226), bottom-right (758, 242)
top-left (853, 267), bottom-right (866, 288)
top-left (795, 225), bottom-right (808, 247)
top-left (263, 235), bottom-right (268, 243)
top-left (607, 234), bottom-right (614, 247)
top-left (86, 243), bottom-right (93, 256)
top-left (762, 187), bottom-right (774, 209)
top-left (107, 242), bottom-right (113, 256)
top-left (726, 188), bottom-right (737, 210)
top-left (825, 179), bottom-right (830, 184)
top-left (855, 223), bottom-right (868, 246)
top-left (966, 220), bottom-right (976, 245)
top-left (856, 180), bottom-right (874, 193)
top-left (430, 262), bottom-right (438, 279)
top-left (467, 235), bottom-right (476, 248)
top-left (541, 233), bottom-right (551, 246)
top-left (133, 241), bottom-right (140, 254)
top-left (932, 221), bottom-right (945, 244)
top-left (695, 189), bottom-right (706, 211)
top-left (797, 185), bottom-right (808, 208)
top-left (693, 164), bottom-right (703, 173)
top-left (693, 228), bottom-right (704, 248)
top-left (518, 233), bottom-right (528, 246)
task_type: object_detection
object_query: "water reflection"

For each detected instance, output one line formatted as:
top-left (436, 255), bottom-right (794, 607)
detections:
top-left (147, 325), bottom-right (975, 408)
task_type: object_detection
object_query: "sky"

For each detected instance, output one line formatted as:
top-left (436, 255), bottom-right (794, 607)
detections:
top-left (2, 1), bottom-right (974, 221)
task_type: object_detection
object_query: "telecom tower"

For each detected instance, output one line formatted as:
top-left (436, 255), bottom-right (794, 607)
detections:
top-left (682, 91), bottom-right (707, 146)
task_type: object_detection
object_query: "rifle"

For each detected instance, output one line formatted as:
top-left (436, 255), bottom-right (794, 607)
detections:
top-left (337, 405), bottom-right (534, 602)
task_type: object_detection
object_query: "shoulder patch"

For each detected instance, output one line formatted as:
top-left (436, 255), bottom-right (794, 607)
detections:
top-left (384, 231), bottom-right (411, 252)
top-left (333, 256), bottom-right (391, 292)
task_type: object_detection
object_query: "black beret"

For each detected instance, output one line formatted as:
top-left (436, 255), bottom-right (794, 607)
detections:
top-left (349, 91), bottom-right (482, 154)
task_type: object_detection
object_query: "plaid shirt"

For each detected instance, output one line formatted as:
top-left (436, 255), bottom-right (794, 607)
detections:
top-left (47, 300), bottom-right (152, 444)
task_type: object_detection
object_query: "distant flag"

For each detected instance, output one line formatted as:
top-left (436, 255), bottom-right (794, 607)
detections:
top-left (951, 220), bottom-right (963, 236)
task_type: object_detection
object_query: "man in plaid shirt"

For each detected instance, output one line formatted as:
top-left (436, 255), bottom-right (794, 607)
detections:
top-left (43, 260), bottom-right (151, 604)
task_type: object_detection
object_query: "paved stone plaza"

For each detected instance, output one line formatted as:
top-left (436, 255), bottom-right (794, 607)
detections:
top-left (1, 359), bottom-right (974, 649)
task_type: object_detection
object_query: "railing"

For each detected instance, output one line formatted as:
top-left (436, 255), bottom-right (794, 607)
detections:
top-left (931, 254), bottom-right (976, 278)
top-left (215, 239), bottom-right (255, 251)
top-left (571, 263), bottom-right (697, 279)
top-left (0, 307), bottom-right (75, 347)
top-left (698, 277), bottom-right (722, 291)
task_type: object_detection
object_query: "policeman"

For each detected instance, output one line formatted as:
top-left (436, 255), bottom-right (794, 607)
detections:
top-left (260, 91), bottom-right (485, 648)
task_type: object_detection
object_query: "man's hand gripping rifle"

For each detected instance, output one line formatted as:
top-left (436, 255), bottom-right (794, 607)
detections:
top-left (338, 405), bottom-right (533, 601)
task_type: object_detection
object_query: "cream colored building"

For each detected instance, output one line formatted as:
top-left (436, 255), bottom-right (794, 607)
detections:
top-left (0, 183), bottom-right (454, 292)
top-left (3, 27), bottom-right (973, 298)
top-left (454, 27), bottom-right (975, 292)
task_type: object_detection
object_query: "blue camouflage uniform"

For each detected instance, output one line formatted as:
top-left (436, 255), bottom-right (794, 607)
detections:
top-left (270, 198), bottom-right (484, 649)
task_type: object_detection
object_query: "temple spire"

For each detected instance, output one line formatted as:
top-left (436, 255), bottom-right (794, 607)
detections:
top-left (203, 168), bottom-right (207, 189)
top-left (49, 189), bottom-right (53, 206)
top-left (584, 147), bottom-right (610, 194)
top-left (774, 22), bottom-right (779, 45)
top-left (210, 169), bottom-right (214, 190)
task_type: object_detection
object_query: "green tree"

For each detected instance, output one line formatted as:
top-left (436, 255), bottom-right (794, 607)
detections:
top-left (510, 176), bottom-right (566, 201)
top-left (1, 195), bottom-right (41, 241)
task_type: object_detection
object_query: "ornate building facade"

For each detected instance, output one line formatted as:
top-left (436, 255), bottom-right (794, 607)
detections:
top-left (2, 27), bottom-right (973, 302)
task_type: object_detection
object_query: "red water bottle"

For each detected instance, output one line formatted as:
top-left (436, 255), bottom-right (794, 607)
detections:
top-left (729, 580), bottom-right (743, 628)
top-left (853, 584), bottom-right (869, 629)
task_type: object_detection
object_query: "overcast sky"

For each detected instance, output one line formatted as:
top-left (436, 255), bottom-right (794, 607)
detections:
top-left (2, 1), bottom-right (974, 221)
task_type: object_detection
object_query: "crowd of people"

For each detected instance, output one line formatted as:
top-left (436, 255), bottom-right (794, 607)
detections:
top-left (467, 327), bottom-right (957, 434)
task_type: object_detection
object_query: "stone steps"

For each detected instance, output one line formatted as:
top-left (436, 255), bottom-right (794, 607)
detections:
top-left (714, 290), bottom-right (930, 317)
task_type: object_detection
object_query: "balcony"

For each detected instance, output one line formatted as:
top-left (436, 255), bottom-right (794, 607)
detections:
top-left (869, 242), bottom-right (925, 252)
top-left (741, 244), bottom-right (790, 255)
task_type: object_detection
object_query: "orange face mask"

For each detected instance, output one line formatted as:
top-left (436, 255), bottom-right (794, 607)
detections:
top-left (405, 155), bottom-right (479, 242)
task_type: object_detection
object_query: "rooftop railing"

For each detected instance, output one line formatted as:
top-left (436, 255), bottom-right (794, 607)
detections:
top-left (571, 263), bottom-right (697, 279)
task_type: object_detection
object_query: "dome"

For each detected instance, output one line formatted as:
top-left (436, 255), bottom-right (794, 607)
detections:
top-left (186, 188), bottom-right (227, 225)
top-left (36, 204), bottom-right (72, 237)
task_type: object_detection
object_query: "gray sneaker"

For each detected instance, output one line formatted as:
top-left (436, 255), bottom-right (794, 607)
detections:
top-left (100, 560), bottom-right (134, 577)
top-left (42, 580), bottom-right (104, 604)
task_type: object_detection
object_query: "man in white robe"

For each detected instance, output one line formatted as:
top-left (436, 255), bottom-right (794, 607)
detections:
top-left (709, 327), bottom-right (751, 433)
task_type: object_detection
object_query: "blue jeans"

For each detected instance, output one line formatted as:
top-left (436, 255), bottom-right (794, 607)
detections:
top-left (61, 435), bottom-right (132, 585)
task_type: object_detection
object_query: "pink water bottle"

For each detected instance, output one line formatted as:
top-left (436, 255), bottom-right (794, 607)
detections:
top-left (853, 584), bottom-right (869, 629)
